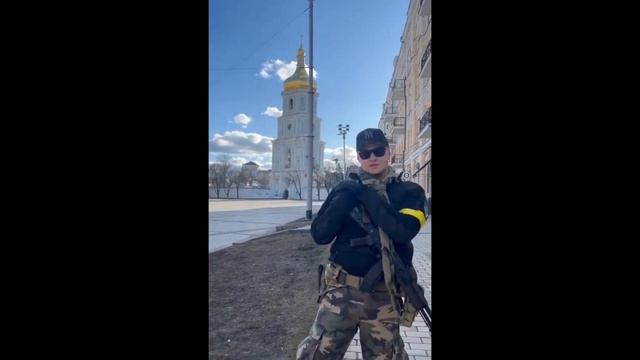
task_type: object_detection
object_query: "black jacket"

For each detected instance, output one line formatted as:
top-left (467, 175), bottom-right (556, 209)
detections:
top-left (311, 179), bottom-right (426, 277)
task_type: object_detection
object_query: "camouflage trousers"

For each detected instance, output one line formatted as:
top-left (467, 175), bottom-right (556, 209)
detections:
top-left (296, 281), bottom-right (409, 360)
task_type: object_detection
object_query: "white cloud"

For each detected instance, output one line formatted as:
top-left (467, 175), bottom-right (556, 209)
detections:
top-left (233, 113), bottom-right (252, 128)
top-left (210, 136), bottom-right (364, 172)
top-left (210, 131), bottom-right (273, 153)
top-left (261, 106), bottom-right (283, 117)
top-left (324, 146), bottom-right (360, 168)
top-left (259, 59), bottom-right (296, 81)
top-left (258, 59), bottom-right (318, 81)
top-left (276, 62), bottom-right (297, 80)
top-left (209, 131), bottom-right (274, 170)
top-left (259, 69), bottom-right (270, 79)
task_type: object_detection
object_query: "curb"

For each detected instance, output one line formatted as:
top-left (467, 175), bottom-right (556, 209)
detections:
top-left (275, 220), bottom-right (311, 231)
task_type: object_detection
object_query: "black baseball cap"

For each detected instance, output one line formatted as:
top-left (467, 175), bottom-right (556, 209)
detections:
top-left (356, 128), bottom-right (389, 151)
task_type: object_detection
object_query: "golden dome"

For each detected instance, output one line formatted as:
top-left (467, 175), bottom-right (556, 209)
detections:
top-left (283, 45), bottom-right (317, 92)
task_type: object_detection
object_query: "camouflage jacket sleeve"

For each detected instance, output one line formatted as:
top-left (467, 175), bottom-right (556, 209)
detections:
top-left (356, 182), bottom-right (426, 244)
top-left (310, 189), bottom-right (358, 245)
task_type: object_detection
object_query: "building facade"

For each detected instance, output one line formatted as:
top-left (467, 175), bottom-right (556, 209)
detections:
top-left (378, 0), bottom-right (431, 199)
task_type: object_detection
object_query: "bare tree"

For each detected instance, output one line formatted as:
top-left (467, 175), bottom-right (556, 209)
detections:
top-left (230, 169), bottom-right (246, 199)
top-left (323, 166), bottom-right (340, 194)
top-left (286, 171), bottom-right (303, 200)
top-left (209, 164), bottom-right (224, 198)
top-left (323, 168), bottom-right (332, 195)
top-left (313, 168), bottom-right (324, 200)
top-left (333, 158), bottom-right (344, 181)
top-left (216, 155), bottom-right (233, 198)
top-left (209, 164), bottom-right (218, 198)
top-left (223, 170), bottom-right (235, 198)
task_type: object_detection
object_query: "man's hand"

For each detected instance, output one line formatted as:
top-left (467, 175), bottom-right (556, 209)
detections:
top-left (355, 186), bottom-right (382, 203)
top-left (332, 180), bottom-right (367, 195)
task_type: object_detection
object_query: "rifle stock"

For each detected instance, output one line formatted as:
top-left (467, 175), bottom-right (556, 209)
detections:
top-left (393, 256), bottom-right (432, 331)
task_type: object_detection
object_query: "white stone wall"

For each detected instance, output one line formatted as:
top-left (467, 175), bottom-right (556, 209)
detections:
top-left (209, 186), bottom-right (331, 200)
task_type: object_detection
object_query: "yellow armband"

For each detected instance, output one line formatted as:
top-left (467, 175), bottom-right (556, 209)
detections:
top-left (399, 208), bottom-right (426, 228)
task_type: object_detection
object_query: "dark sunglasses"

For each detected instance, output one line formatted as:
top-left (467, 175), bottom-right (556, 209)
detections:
top-left (359, 146), bottom-right (386, 160)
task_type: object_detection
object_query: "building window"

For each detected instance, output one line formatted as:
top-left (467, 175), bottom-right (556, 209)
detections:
top-left (419, 106), bottom-right (432, 132)
top-left (285, 149), bottom-right (291, 168)
top-left (289, 98), bottom-right (294, 109)
top-left (421, 39), bottom-right (432, 71)
top-left (288, 123), bottom-right (292, 130)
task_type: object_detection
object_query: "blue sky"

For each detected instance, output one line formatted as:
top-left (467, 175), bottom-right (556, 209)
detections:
top-left (209, 0), bottom-right (409, 169)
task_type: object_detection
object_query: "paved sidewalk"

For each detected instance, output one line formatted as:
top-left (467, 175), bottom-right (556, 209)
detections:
top-left (209, 199), bottom-right (323, 253)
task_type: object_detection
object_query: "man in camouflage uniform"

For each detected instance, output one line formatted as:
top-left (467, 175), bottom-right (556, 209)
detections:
top-left (297, 128), bottom-right (427, 360)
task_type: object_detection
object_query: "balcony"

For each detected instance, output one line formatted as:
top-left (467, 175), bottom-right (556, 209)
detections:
top-left (383, 103), bottom-right (399, 115)
top-left (392, 117), bottom-right (405, 135)
top-left (383, 103), bottom-right (400, 122)
top-left (391, 153), bottom-right (404, 165)
top-left (390, 78), bottom-right (405, 100)
top-left (419, 0), bottom-right (431, 17)
top-left (418, 107), bottom-right (432, 139)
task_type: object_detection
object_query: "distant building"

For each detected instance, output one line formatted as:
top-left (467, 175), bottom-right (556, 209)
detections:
top-left (241, 161), bottom-right (259, 186)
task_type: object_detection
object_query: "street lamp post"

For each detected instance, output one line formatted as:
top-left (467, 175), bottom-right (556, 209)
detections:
top-left (305, 0), bottom-right (315, 220)
top-left (338, 124), bottom-right (349, 180)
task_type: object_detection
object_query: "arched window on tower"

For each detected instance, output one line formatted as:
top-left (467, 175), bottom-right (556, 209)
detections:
top-left (285, 149), bottom-right (291, 168)
top-left (289, 98), bottom-right (294, 110)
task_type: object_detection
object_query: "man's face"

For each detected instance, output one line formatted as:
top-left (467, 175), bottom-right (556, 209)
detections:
top-left (357, 144), bottom-right (390, 175)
